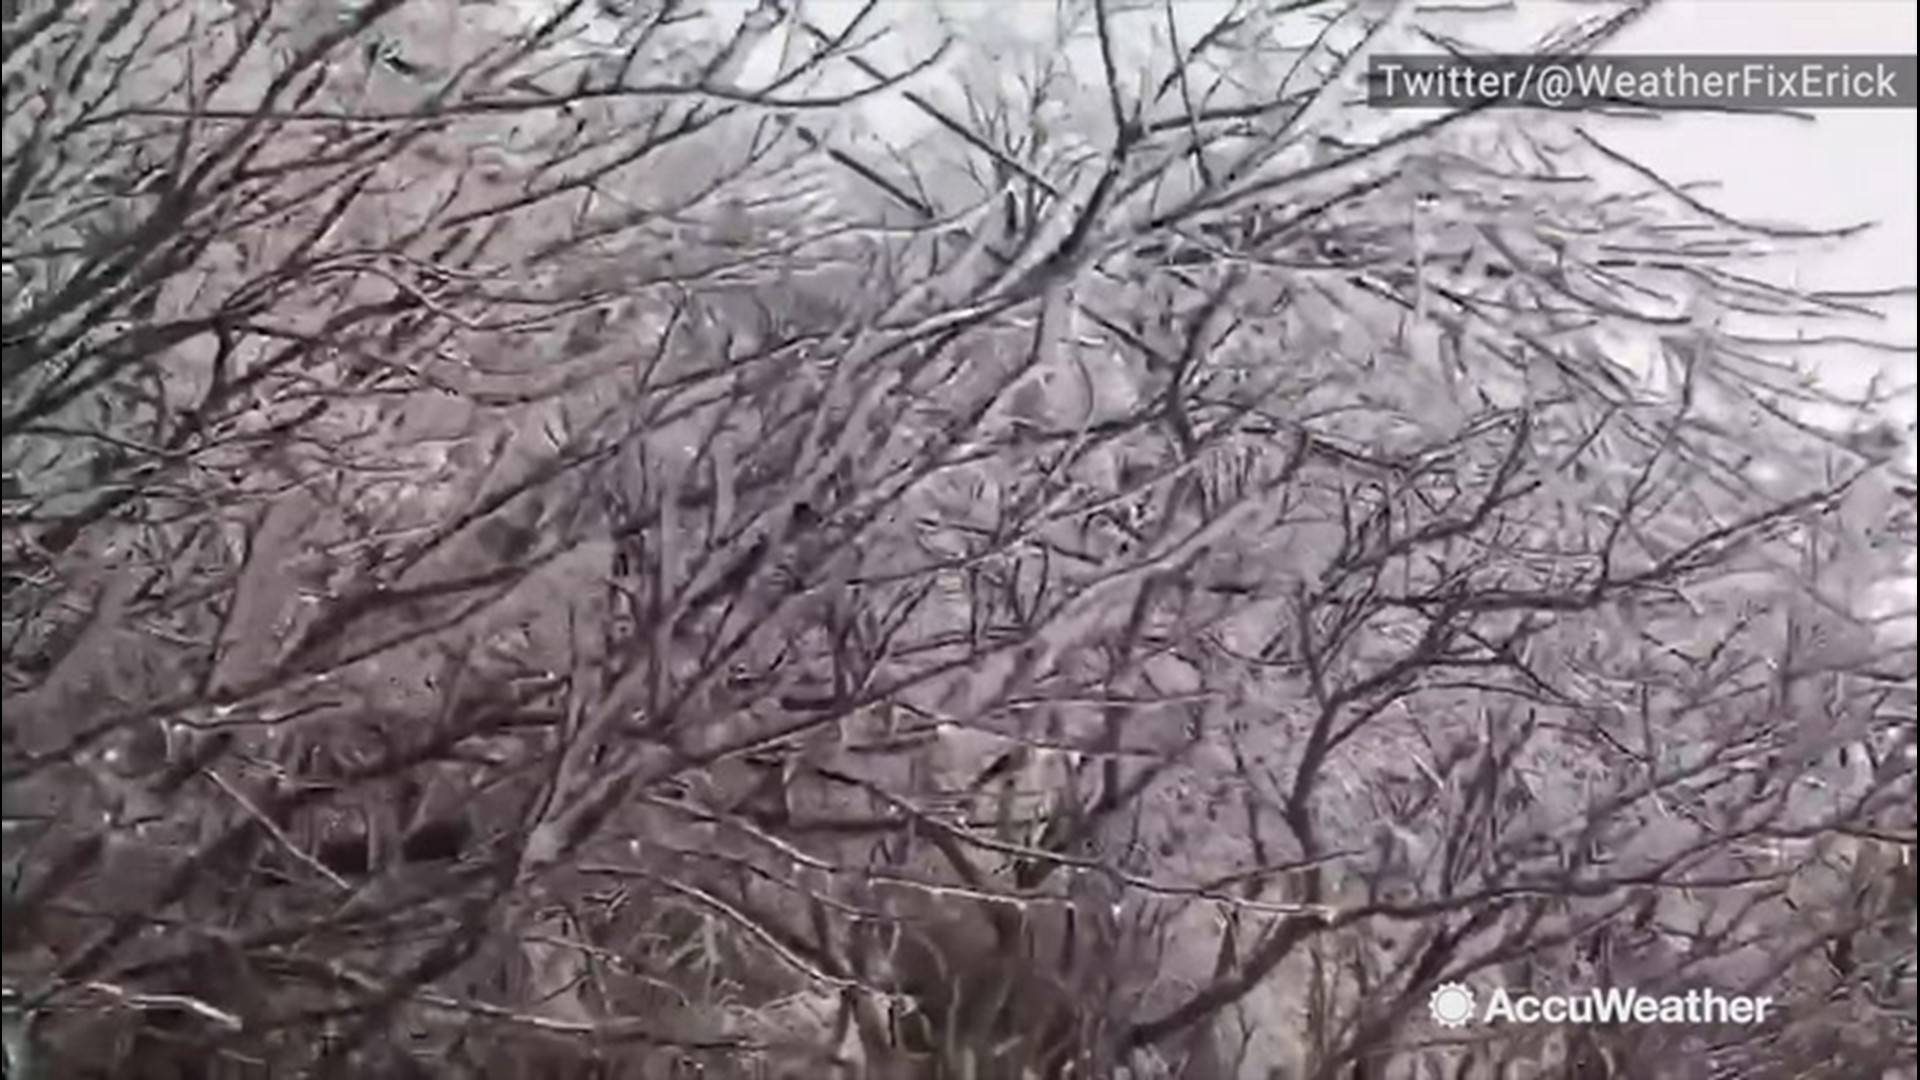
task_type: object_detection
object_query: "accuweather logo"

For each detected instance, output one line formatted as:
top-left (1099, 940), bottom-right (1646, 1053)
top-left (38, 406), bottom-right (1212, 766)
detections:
top-left (1427, 981), bottom-right (1774, 1027)
top-left (1429, 983), bottom-right (1478, 1027)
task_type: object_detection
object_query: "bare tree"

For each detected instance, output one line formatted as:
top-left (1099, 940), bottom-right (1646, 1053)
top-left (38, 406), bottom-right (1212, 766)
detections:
top-left (4, 0), bottom-right (1913, 1078)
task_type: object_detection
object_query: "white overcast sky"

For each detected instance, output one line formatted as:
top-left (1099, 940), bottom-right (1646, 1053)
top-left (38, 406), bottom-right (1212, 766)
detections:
top-left (681, 0), bottom-right (1916, 619)
top-left (1595, 1), bottom-right (1917, 421)
top-left (756, 2), bottom-right (1915, 277)
top-left (708, 0), bottom-right (1915, 410)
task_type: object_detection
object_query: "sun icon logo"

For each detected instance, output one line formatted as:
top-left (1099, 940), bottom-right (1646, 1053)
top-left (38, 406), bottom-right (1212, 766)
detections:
top-left (1428, 982), bottom-right (1477, 1028)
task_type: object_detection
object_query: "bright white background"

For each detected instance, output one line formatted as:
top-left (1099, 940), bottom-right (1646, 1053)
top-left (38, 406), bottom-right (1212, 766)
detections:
top-left (713, 0), bottom-right (1916, 409)
top-left (709, 0), bottom-right (1917, 624)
